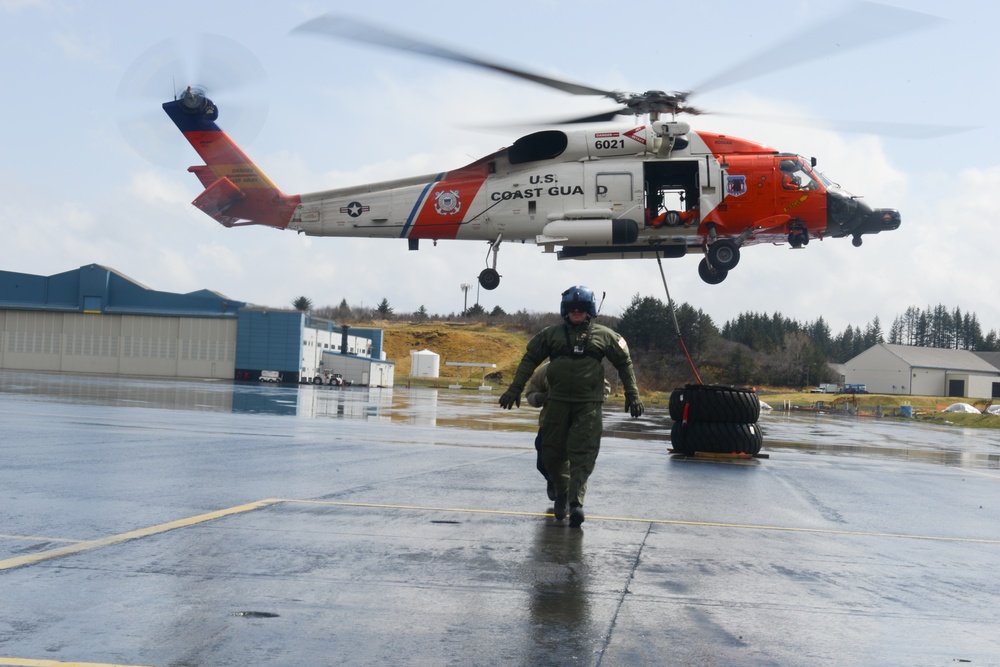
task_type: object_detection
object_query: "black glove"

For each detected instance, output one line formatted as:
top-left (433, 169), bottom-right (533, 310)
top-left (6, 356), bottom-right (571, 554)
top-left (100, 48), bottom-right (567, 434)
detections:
top-left (499, 388), bottom-right (521, 410)
top-left (625, 394), bottom-right (644, 418)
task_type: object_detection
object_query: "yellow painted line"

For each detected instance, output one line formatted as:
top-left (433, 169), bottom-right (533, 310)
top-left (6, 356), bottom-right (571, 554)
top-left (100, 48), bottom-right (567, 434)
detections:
top-left (0, 659), bottom-right (157, 667)
top-left (0, 499), bottom-right (280, 571)
top-left (0, 534), bottom-right (83, 544)
top-left (957, 467), bottom-right (1000, 480)
top-left (284, 499), bottom-right (1000, 545)
top-left (4, 492), bottom-right (995, 574)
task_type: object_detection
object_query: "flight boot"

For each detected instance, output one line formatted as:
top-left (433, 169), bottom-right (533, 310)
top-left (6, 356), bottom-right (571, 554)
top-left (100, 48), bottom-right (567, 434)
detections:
top-left (553, 492), bottom-right (568, 521)
top-left (569, 504), bottom-right (584, 528)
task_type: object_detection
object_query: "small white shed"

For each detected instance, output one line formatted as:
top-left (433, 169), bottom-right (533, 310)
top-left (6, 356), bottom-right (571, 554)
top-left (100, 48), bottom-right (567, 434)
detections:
top-left (410, 349), bottom-right (440, 378)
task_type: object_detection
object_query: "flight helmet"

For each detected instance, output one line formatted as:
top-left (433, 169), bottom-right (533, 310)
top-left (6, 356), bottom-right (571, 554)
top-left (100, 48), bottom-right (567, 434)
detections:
top-left (560, 285), bottom-right (597, 321)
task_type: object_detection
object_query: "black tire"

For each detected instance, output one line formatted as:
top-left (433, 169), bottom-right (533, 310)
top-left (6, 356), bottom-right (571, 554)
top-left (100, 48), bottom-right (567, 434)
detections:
top-left (478, 268), bottom-right (500, 290)
top-left (669, 384), bottom-right (760, 423)
top-left (707, 240), bottom-right (740, 271)
top-left (670, 420), bottom-right (696, 456)
top-left (675, 421), bottom-right (763, 456)
top-left (698, 257), bottom-right (728, 285)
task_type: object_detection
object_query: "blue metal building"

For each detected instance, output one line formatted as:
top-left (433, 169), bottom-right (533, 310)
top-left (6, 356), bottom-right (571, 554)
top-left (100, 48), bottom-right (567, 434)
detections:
top-left (0, 264), bottom-right (391, 385)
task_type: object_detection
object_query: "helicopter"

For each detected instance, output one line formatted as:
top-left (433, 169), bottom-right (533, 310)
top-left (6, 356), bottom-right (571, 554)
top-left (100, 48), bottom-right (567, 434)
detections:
top-left (162, 6), bottom-right (934, 291)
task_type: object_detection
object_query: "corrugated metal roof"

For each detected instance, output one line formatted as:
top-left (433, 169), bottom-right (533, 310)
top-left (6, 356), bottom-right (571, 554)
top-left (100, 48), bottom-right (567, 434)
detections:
top-left (0, 264), bottom-right (244, 317)
top-left (880, 344), bottom-right (999, 372)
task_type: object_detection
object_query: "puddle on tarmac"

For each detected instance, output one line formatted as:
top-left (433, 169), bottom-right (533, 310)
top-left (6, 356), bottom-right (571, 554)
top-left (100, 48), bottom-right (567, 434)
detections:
top-left (2, 371), bottom-right (998, 469)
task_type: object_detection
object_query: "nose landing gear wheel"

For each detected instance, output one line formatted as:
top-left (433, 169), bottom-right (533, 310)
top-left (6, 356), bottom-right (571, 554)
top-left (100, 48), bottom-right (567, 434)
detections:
top-left (478, 268), bottom-right (500, 290)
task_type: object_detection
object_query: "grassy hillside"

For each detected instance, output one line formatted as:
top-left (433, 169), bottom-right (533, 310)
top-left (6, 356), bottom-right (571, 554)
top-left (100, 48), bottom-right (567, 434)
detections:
top-left (379, 321), bottom-right (528, 383)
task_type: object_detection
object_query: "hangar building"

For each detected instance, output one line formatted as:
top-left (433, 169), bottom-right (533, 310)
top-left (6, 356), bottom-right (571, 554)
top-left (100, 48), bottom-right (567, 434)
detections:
top-left (0, 265), bottom-right (392, 386)
top-left (844, 343), bottom-right (1000, 398)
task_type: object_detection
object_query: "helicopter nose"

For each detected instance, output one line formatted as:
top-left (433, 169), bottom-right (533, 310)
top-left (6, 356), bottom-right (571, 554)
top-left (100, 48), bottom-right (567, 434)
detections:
top-left (826, 189), bottom-right (867, 236)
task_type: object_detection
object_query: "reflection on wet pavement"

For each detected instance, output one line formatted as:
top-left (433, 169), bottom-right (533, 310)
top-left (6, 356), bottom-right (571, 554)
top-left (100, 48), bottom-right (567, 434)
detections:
top-left (2, 370), bottom-right (998, 469)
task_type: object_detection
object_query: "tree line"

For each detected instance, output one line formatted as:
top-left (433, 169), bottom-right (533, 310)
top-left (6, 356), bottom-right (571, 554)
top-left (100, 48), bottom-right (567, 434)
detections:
top-left (291, 293), bottom-right (1000, 390)
top-left (616, 298), bottom-right (1000, 390)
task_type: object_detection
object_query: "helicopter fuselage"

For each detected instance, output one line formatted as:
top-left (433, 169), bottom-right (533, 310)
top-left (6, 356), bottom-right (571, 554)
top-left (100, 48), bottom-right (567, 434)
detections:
top-left (164, 91), bottom-right (900, 288)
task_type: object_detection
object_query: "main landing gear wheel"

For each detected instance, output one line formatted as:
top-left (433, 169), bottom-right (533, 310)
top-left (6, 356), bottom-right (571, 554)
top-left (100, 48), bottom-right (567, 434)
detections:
top-left (707, 240), bottom-right (740, 271)
top-left (852, 236), bottom-right (863, 247)
top-left (698, 257), bottom-right (728, 285)
top-left (478, 268), bottom-right (500, 290)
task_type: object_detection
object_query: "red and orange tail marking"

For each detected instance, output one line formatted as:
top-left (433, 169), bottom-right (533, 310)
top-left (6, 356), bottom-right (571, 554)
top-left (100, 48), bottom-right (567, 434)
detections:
top-left (163, 92), bottom-right (299, 228)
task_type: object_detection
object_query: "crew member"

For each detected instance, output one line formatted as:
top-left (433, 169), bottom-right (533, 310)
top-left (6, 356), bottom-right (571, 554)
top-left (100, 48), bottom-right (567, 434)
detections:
top-left (499, 286), bottom-right (643, 528)
top-left (649, 205), bottom-right (699, 228)
top-left (525, 361), bottom-right (610, 502)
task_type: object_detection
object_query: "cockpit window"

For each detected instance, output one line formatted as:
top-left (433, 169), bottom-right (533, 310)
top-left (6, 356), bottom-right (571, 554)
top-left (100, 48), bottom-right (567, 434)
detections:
top-left (778, 158), bottom-right (821, 191)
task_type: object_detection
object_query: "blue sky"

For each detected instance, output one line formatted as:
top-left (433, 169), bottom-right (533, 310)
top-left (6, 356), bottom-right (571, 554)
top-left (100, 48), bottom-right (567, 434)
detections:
top-left (1, 0), bottom-right (997, 334)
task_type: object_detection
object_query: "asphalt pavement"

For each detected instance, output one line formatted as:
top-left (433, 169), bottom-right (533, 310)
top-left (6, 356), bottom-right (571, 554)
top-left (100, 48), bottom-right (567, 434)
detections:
top-left (1, 371), bottom-right (998, 666)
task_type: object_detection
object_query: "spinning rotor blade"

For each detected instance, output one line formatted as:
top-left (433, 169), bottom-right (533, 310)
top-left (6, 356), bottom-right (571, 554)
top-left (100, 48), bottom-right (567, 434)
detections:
top-left (292, 14), bottom-right (616, 99)
top-left (117, 33), bottom-right (268, 167)
top-left (711, 112), bottom-right (977, 139)
top-left (692, 2), bottom-right (944, 95)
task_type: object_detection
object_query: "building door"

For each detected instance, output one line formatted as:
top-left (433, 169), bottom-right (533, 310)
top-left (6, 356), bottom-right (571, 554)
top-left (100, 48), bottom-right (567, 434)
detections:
top-left (948, 379), bottom-right (965, 397)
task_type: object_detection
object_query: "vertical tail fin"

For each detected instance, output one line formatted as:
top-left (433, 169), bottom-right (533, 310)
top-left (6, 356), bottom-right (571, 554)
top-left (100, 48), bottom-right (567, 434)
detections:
top-left (163, 88), bottom-right (299, 228)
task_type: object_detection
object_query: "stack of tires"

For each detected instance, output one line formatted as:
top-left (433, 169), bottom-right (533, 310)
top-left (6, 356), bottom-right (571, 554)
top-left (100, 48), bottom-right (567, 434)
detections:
top-left (669, 384), bottom-right (763, 456)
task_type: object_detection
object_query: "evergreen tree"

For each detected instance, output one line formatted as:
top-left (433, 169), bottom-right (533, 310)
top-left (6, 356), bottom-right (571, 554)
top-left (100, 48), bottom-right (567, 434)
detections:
top-left (291, 296), bottom-right (313, 312)
top-left (724, 346), bottom-right (757, 385)
top-left (888, 315), bottom-right (903, 345)
top-left (373, 298), bottom-right (393, 318)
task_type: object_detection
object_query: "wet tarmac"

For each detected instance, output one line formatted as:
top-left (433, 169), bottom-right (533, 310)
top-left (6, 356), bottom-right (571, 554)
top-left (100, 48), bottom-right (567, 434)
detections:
top-left (1, 371), bottom-right (998, 666)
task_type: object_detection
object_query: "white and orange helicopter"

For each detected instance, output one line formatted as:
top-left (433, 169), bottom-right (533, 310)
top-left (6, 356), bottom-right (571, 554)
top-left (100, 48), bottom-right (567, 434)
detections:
top-left (162, 5), bottom-right (943, 291)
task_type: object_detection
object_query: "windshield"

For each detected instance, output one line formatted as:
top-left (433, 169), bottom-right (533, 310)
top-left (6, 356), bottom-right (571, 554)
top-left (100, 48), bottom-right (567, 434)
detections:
top-left (811, 168), bottom-right (835, 189)
top-left (779, 157), bottom-right (822, 191)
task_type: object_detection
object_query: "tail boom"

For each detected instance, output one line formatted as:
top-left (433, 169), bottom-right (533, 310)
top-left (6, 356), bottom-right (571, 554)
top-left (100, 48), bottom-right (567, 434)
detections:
top-left (163, 89), bottom-right (299, 228)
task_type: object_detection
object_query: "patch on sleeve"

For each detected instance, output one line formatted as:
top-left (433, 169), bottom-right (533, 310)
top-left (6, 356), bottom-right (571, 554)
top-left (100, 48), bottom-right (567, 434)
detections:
top-left (618, 335), bottom-right (629, 353)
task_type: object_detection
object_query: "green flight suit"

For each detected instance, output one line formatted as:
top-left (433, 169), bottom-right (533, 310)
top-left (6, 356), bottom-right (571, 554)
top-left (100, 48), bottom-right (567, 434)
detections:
top-left (507, 320), bottom-right (639, 508)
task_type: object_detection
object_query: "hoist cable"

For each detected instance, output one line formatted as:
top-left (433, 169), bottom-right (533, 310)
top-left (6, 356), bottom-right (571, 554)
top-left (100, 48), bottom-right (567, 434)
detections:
top-left (654, 248), bottom-right (703, 384)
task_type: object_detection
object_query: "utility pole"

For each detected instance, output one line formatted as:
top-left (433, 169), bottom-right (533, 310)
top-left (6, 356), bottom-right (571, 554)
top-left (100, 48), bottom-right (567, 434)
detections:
top-left (460, 283), bottom-right (471, 315)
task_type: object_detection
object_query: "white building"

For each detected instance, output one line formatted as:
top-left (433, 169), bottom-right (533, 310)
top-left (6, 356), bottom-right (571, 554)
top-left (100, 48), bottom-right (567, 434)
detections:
top-left (844, 344), bottom-right (1000, 398)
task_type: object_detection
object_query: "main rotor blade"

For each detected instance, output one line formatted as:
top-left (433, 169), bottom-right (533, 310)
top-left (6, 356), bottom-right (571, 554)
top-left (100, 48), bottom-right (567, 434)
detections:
top-left (691, 2), bottom-right (944, 95)
top-left (711, 112), bottom-right (976, 139)
top-left (292, 14), bottom-right (616, 98)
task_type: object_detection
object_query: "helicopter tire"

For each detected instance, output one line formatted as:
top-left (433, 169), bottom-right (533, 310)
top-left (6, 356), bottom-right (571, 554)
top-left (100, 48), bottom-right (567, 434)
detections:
top-left (852, 236), bottom-right (863, 247)
top-left (669, 385), bottom-right (761, 423)
top-left (698, 257), bottom-right (728, 285)
top-left (670, 420), bottom-right (697, 456)
top-left (671, 420), bottom-right (763, 456)
top-left (707, 240), bottom-right (740, 271)
top-left (478, 268), bottom-right (501, 291)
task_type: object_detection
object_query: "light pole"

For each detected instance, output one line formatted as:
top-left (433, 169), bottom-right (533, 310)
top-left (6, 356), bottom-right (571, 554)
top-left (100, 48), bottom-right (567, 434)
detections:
top-left (460, 283), bottom-right (471, 315)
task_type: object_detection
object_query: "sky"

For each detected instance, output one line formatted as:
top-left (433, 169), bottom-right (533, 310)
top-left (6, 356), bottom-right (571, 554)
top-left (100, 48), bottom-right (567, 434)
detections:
top-left (1, 0), bottom-right (997, 335)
